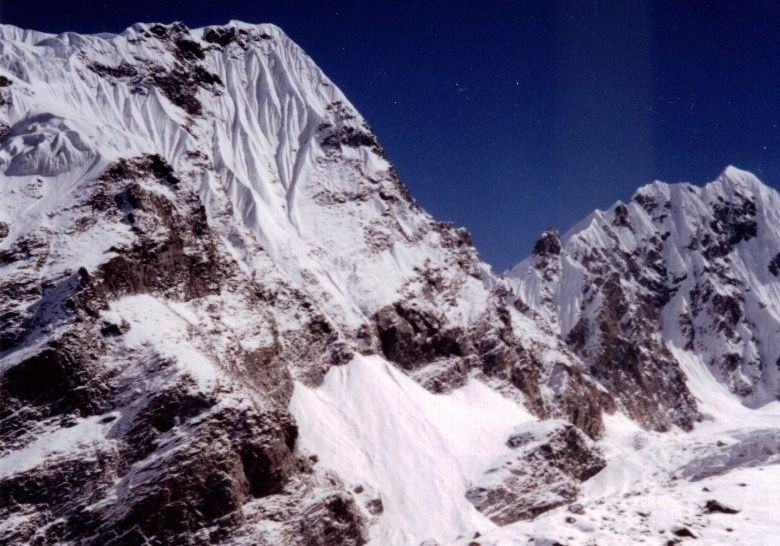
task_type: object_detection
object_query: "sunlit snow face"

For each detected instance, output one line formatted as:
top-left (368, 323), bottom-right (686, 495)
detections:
top-left (0, 114), bottom-right (95, 177)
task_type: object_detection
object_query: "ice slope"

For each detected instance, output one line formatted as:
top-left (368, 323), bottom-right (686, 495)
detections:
top-left (0, 21), bottom-right (438, 328)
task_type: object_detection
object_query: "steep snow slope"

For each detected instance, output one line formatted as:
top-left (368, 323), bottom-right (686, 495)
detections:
top-left (291, 354), bottom-right (609, 546)
top-left (508, 166), bottom-right (780, 430)
top-left (292, 336), bottom-right (780, 546)
top-left (291, 354), bottom-right (535, 545)
top-left (0, 19), bottom-right (606, 413)
top-left (0, 21), bottom-right (609, 545)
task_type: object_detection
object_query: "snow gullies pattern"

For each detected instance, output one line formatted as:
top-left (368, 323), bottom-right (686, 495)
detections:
top-left (0, 21), bottom-right (609, 545)
top-left (508, 166), bottom-right (780, 430)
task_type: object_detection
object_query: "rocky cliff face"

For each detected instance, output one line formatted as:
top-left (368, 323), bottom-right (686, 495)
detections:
top-left (508, 167), bottom-right (780, 431)
top-left (0, 21), bottom-right (612, 545)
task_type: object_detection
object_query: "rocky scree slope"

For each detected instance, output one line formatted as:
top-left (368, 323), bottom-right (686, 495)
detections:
top-left (508, 166), bottom-right (780, 431)
top-left (0, 21), bottom-right (610, 545)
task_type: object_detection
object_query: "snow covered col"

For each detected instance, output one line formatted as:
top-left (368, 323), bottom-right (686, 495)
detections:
top-left (0, 20), bottom-right (779, 546)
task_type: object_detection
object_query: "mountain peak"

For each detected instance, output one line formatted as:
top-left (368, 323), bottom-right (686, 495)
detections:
top-left (711, 164), bottom-right (768, 196)
top-left (631, 178), bottom-right (672, 202)
top-left (719, 164), bottom-right (758, 180)
top-left (532, 228), bottom-right (562, 257)
top-left (510, 164), bottom-right (780, 421)
top-left (630, 167), bottom-right (771, 205)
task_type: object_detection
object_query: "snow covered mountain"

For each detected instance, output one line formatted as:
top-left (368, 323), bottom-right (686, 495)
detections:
top-left (1, 20), bottom-right (779, 546)
top-left (0, 21), bottom-right (610, 546)
top-left (508, 167), bottom-right (780, 428)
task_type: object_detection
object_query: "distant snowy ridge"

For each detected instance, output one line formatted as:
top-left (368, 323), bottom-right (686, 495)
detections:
top-left (508, 166), bottom-right (780, 428)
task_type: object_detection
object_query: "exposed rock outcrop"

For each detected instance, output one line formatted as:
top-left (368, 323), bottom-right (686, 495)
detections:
top-left (466, 420), bottom-right (606, 524)
top-left (0, 151), bottom-right (365, 545)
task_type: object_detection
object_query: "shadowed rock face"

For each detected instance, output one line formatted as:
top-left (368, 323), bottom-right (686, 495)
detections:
top-left (769, 252), bottom-right (780, 277)
top-left (374, 303), bottom-right (464, 371)
top-left (565, 265), bottom-right (700, 432)
top-left (373, 287), bottom-right (610, 439)
top-left (466, 421), bottom-right (606, 525)
top-left (533, 229), bottom-right (562, 258)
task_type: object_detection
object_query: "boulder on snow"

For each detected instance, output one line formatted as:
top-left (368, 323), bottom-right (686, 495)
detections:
top-left (703, 499), bottom-right (740, 514)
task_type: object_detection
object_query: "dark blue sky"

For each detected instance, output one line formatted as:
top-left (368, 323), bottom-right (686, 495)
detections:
top-left (3, 1), bottom-right (780, 270)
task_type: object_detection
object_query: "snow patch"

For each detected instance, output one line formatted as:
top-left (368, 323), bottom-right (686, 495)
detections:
top-left (0, 414), bottom-right (115, 478)
top-left (103, 295), bottom-right (218, 385)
